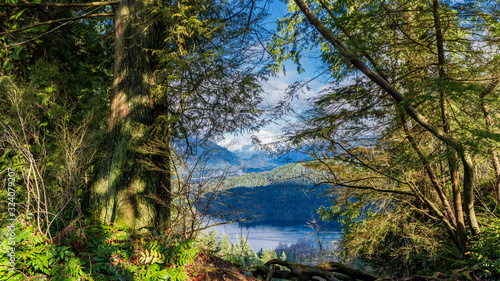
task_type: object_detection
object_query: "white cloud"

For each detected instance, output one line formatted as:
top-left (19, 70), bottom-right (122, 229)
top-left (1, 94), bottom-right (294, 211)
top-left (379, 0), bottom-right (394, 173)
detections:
top-left (260, 59), bottom-right (325, 111)
top-left (218, 129), bottom-right (282, 152)
top-left (220, 59), bottom-right (326, 153)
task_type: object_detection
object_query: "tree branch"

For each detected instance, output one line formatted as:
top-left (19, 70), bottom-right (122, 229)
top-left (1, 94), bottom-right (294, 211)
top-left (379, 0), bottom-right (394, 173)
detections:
top-left (292, 0), bottom-right (461, 151)
top-left (0, 1), bottom-right (119, 8)
top-left (192, 217), bottom-right (254, 233)
top-left (317, 0), bottom-right (389, 81)
top-left (292, 0), bottom-right (480, 235)
top-left (400, 112), bottom-right (457, 227)
top-left (1, 13), bottom-right (115, 36)
top-left (326, 181), bottom-right (416, 196)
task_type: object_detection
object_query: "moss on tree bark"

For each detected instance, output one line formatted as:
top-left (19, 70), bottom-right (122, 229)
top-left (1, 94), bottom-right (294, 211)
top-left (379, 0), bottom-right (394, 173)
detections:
top-left (88, 0), bottom-right (169, 234)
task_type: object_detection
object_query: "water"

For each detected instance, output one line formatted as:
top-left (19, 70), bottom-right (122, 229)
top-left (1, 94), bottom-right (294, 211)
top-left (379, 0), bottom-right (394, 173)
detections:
top-left (205, 219), bottom-right (342, 252)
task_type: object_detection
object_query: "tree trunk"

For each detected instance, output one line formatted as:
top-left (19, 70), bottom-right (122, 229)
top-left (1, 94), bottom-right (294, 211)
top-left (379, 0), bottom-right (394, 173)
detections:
top-left (88, 0), bottom-right (169, 233)
top-left (432, 0), bottom-right (466, 249)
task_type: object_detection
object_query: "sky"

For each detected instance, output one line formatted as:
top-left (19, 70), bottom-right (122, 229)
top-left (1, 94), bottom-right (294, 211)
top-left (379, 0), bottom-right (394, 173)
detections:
top-left (217, 1), bottom-right (327, 152)
top-left (217, 61), bottom-right (325, 152)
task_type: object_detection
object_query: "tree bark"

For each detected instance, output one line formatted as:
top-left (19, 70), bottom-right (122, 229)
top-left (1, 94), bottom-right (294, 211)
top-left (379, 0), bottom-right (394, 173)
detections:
top-left (254, 260), bottom-right (473, 281)
top-left (264, 259), bottom-right (339, 281)
top-left (253, 259), bottom-right (378, 281)
top-left (431, 0), bottom-right (466, 249)
top-left (89, 0), bottom-right (169, 233)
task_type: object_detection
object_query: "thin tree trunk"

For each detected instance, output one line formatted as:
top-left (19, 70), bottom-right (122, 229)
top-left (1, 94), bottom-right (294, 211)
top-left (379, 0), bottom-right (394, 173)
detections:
top-left (400, 113), bottom-right (456, 226)
top-left (480, 78), bottom-right (500, 201)
top-left (155, 134), bottom-right (172, 232)
top-left (432, 0), bottom-right (466, 249)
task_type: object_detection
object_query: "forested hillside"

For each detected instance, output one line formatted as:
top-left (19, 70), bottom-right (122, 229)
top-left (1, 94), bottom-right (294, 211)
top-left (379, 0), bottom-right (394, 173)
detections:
top-left (200, 183), bottom-right (332, 222)
top-left (222, 163), bottom-right (326, 188)
top-left (198, 163), bottom-right (334, 222)
top-left (1, 0), bottom-right (500, 280)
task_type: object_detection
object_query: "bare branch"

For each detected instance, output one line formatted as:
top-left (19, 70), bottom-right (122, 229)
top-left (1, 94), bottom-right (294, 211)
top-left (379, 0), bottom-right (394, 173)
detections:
top-left (192, 217), bottom-right (254, 233)
top-left (1, 13), bottom-right (115, 36)
top-left (0, 1), bottom-right (119, 8)
top-left (326, 181), bottom-right (416, 196)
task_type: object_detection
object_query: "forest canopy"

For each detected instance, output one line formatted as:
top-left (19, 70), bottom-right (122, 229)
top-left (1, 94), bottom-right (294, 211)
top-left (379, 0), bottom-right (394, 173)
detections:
top-left (268, 0), bottom-right (500, 278)
top-left (1, 0), bottom-right (500, 280)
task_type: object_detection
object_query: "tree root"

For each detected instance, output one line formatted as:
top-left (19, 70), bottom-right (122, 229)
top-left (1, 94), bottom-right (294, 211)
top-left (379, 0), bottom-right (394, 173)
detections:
top-left (252, 259), bottom-right (378, 281)
top-left (252, 260), bottom-right (480, 281)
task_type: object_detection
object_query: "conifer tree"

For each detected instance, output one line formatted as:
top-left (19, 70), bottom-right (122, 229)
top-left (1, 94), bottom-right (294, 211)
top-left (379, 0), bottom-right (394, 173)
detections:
top-left (205, 228), bottom-right (220, 252)
top-left (232, 234), bottom-right (259, 266)
top-left (0, 0), bottom-right (268, 234)
top-left (280, 251), bottom-right (287, 261)
top-left (260, 248), bottom-right (278, 264)
top-left (219, 232), bottom-right (233, 260)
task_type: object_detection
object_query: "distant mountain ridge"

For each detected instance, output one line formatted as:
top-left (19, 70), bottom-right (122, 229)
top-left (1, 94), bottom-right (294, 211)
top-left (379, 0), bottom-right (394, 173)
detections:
top-left (190, 142), bottom-right (336, 223)
top-left (222, 163), bottom-right (322, 189)
top-left (180, 139), bottom-right (312, 176)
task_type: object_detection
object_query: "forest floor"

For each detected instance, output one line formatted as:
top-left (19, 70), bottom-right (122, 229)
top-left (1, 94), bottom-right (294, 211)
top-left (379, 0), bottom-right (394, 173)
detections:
top-left (185, 252), bottom-right (260, 281)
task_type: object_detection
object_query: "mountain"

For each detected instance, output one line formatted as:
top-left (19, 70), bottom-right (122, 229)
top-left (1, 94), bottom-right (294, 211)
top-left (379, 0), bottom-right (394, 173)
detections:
top-left (179, 139), bottom-right (318, 177)
top-left (197, 163), bottom-right (336, 223)
top-left (232, 143), bottom-right (258, 159)
top-left (179, 139), bottom-right (279, 177)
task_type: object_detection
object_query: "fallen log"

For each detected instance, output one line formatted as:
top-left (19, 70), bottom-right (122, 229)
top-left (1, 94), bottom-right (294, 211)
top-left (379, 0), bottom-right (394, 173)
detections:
top-left (253, 259), bottom-right (379, 281)
top-left (317, 261), bottom-right (378, 281)
top-left (265, 259), bottom-right (338, 280)
top-left (251, 259), bottom-right (480, 281)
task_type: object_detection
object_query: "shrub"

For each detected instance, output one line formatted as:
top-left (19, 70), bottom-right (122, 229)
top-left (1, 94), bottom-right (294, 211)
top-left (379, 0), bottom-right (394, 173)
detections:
top-left (468, 220), bottom-right (500, 280)
top-left (0, 218), bottom-right (199, 280)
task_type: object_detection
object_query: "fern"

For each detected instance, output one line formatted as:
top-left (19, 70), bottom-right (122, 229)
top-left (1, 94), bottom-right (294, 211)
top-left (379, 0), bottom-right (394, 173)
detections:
top-left (136, 264), bottom-right (187, 281)
top-left (139, 248), bottom-right (165, 264)
top-left (108, 265), bottom-right (131, 281)
top-left (138, 240), bottom-right (166, 264)
top-left (171, 240), bottom-right (199, 266)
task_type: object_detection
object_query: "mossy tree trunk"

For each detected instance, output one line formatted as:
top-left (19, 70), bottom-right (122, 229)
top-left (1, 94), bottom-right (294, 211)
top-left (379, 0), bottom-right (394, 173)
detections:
top-left (89, 0), bottom-right (170, 233)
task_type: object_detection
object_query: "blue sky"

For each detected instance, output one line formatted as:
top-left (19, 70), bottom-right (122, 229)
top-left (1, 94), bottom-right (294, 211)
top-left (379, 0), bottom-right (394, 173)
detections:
top-left (218, 64), bottom-right (325, 152)
top-left (217, 1), bottom-right (328, 152)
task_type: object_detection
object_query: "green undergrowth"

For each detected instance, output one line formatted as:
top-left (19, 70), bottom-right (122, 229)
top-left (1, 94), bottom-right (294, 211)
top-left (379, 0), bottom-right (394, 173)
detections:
top-left (321, 199), bottom-right (500, 279)
top-left (467, 219), bottom-right (500, 280)
top-left (0, 216), bottom-right (199, 281)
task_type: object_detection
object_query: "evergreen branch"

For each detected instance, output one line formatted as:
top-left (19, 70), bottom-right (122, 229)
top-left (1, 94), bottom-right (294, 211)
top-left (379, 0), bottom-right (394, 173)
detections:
top-left (293, 0), bottom-right (459, 149)
top-left (0, 1), bottom-right (119, 8)
top-left (3, 16), bottom-right (71, 48)
top-left (331, 139), bottom-right (405, 184)
top-left (1, 13), bottom-right (115, 36)
top-left (402, 173), bottom-right (460, 245)
top-left (400, 111), bottom-right (458, 227)
top-left (317, 0), bottom-right (389, 81)
top-left (192, 217), bottom-right (254, 233)
top-left (293, 0), bottom-right (480, 235)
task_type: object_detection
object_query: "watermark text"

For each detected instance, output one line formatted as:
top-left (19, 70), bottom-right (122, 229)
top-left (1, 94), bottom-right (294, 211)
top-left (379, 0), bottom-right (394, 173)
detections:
top-left (6, 167), bottom-right (17, 272)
